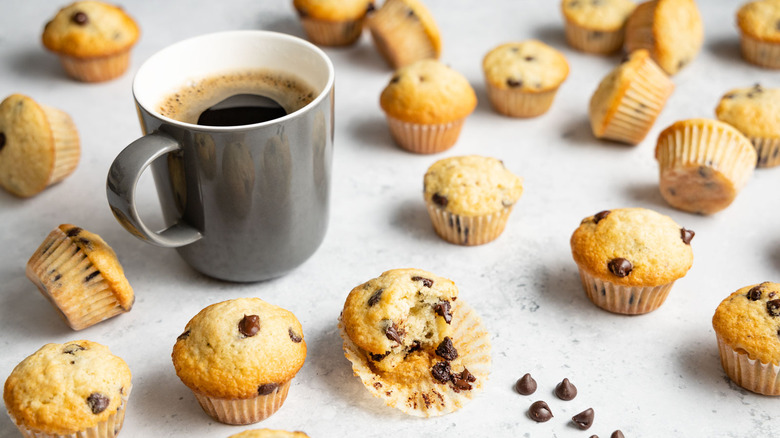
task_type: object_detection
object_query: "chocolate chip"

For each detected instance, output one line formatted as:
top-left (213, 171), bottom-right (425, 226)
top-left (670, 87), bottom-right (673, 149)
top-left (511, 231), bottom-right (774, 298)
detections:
top-left (524, 56), bottom-right (535, 62)
top-left (608, 258), bottom-right (632, 278)
top-left (86, 393), bottom-right (109, 414)
top-left (435, 337), bottom-right (458, 361)
top-left (412, 276), bottom-right (433, 287)
top-left (771, 292), bottom-right (777, 299)
top-left (767, 299), bottom-right (780, 317)
top-left (238, 314), bottom-right (260, 337)
top-left (366, 2), bottom-right (376, 13)
top-left (84, 270), bottom-right (100, 282)
top-left (66, 227), bottom-right (82, 237)
top-left (63, 344), bottom-right (85, 354)
top-left (405, 340), bottom-right (422, 357)
top-left (0, 132), bottom-right (5, 151)
top-left (257, 383), bottom-right (278, 395)
top-left (432, 193), bottom-right (448, 207)
top-left (753, 83), bottom-right (764, 93)
top-left (406, 7), bottom-right (415, 18)
top-left (385, 323), bottom-right (403, 344)
top-left (611, 431), bottom-right (625, 438)
top-left (528, 400), bottom-right (553, 422)
top-left (698, 166), bottom-right (713, 178)
top-left (554, 378), bottom-right (577, 400)
top-left (461, 367), bottom-right (476, 382)
top-left (72, 11), bottom-right (88, 25)
top-left (390, 75), bottom-right (400, 84)
top-left (452, 369), bottom-right (473, 391)
top-left (52, 273), bottom-right (61, 282)
top-left (368, 288), bottom-right (383, 307)
top-left (680, 228), bottom-right (695, 245)
top-left (177, 330), bottom-right (190, 341)
top-left (431, 361), bottom-right (452, 383)
top-left (572, 408), bottom-right (595, 430)
top-left (288, 327), bottom-right (302, 343)
top-left (434, 301), bottom-right (452, 324)
top-left (747, 286), bottom-right (763, 301)
top-left (723, 93), bottom-right (735, 99)
top-left (591, 436), bottom-right (600, 438)
top-left (593, 210), bottom-right (610, 224)
top-left (515, 373), bottom-right (537, 395)
top-left (506, 78), bottom-right (523, 88)
top-left (569, 0), bottom-right (580, 7)
top-left (370, 351), bottom-right (389, 361)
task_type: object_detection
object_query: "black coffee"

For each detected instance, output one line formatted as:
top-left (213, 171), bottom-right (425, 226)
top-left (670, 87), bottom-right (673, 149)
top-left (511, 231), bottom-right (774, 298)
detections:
top-left (196, 97), bottom-right (288, 126)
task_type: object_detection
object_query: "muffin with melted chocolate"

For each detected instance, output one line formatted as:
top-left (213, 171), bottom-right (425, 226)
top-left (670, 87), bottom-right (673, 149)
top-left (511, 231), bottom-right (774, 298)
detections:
top-left (339, 268), bottom-right (491, 417)
top-left (172, 298), bottom-right (307, 425)
top-left (4, 340), bottom-right (132, 438)
top-left (570, 208), bottom-right (694, 314)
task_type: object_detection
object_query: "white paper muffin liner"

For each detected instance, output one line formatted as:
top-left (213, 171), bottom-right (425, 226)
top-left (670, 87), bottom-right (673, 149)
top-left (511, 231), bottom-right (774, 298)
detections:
top-left (192, 381), bottom-right (291, 425)
top-left (750, 136), bottom-right (780, 168)
top-left (39, 104), bottom-right (80, 186)
top-left (564, 21), bottom-right (625, 54)
top-left (299, 17), bottom-right (364, 46)
top-left (339, 299), bottom-right (491, 417)
top-left (58, 51), bottom-right (131, 83)
top-left (385, 116), bottom-right (464, 154)
top-left (577, 268), bottom-right (675, 315)
top-left (485, 85), bottom-right (559, 118)
top-left (425, 202), bottom-right (513, 246)
top-left (739, 34), bottom-right (780, 70)
top-left (717, 335), bottom-right (780, 396)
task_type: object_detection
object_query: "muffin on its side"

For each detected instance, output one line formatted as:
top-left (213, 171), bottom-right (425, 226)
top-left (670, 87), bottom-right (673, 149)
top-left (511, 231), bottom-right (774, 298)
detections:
top-left (423, 155), bottom-right (523, 246)
top-left (589, 49), bottom-right (674, 145)
top-left (366, 0), bottom-right (441, 68)
top-left (737, 0), bottom-right (780, 69)
top-left (228, 430), bottom-right (309, 438)
top-left (172, 298), bottom-right (307, 425)
top-left (293, 0), bottom-right (375, 46)
top-left (380, 59), bottom-right (476, 154)
top-left (655, 119), bottom-right (756, 215)
top-left (26, 224), bottom-right (134, 331)
top-left (482, 40), bottom-right (570, 118)
top-left (713, 282), bottom-right (780, 395)
top-left (623, 0), bottom-right (703, 75)
top-left (715, 84), bottom-right (780, 167)
top-left (339, 268), bottom-right (491, 417)
top-left (570, 208), bottom-right (694, 315)
top-left (561, 0), bottom-right (637, 54)
top-left (4, 340), bottom-right (132, 438)
top-left (42, 1), bottom-right (140, 82)
top-left (0, 94), bottom-right (80, 198)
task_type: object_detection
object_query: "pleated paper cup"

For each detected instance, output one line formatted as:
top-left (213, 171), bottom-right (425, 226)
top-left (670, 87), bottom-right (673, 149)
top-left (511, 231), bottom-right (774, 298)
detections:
top-left (385, 116), bottom-right (465, 154)
top-left (40, 104), bottom-right (80, 187)
top-left (367, 0), bottom-right (438, 68)
top-left (425, 202), bottom-right (513, 246)
top-left (299, 17), bottom-right (364, 46)
top-left (58, 51), bottom-right (132, 83)
top-left (192, 382), bottom-right (290, 425)
top-left (485, 85), bottom-right (559, 118)
top-left (577, 267), bottom-right (674, 315)
top-left (739, 34), bottom-right (780, 70)
top-left (752, 136), bottom-right (780, 168)
top-left (339, 299), bottom-right (491, 417)
top-left (564, 21), bottom-right (625, 54)
top-left (717, 335), bottom-right (780, 396)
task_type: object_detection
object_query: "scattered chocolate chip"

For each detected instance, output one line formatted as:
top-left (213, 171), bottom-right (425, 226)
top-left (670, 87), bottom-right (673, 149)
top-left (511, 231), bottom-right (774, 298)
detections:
top-left (368, 288), bottom-right (383, 306)
top-left (554, 378), bottom-right (577, 400)
top-left (72, 11), bottom-right (88, 25)
top-left (84, 270), bottom-right (100, 282)
top-left (608, 258), bottom-right (632, 278)
top-left (435, 337), bottom-right (458, 361)
top-left (370, 351), bottom-right (389, 361)
top-left (0, 132), bottom-right (5, 151)
top-left (431, 361), bottom-right (452, 383)
top-left (515, 373), bottom-right (537, 395)
top-left (63, 344), bottom-right (85, 354)
top-left (432, 193), bottom-right (448, 207)
top-left (86, 393), bottom-right (109, 414)
top-left (593, 210), bottom-right (610, 224)
top-left (257, 383), bottom-right (278, 395)
top-left (385, 323), bottom-right (403, 344)
top-left (434, 301), bottom-right (452, 324)
top-left (288, 327), bottom-right (302, 343)
top-left (528, 400), bottom-right (553, 422)
top-left (507, 78), bottom-right (523, 88)
top-left (412, 276), bottom-right (433, 287)
top-left (572, 408), bottom-right (595, 430)
top-left (680, 228), bottom-right (695, 245)
top-left (66, 227), bottom-right (82, 237)
top-left (524, 56), bottom-right (535, 61)
top-left (238, 314), bottom-right (261, 337)
top-left (611, 431), bottom-right (625, 438)
top-left (747, 286), bottom-right (763, 301)
top-left (177, 330), bottom-right (190, 341)
top-left (767, 299), bottom-right (780, 317)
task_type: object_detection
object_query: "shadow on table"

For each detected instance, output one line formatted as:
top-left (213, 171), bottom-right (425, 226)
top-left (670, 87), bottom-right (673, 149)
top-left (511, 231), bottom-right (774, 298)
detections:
top-left (347, 116), bottom-right (397, 153)
top-left (341, 38), bottom-right (392, 74)
top-left (0, 271), bottom-right (65, 339)
top-left (135, 363), bottom-right (205, 427)
top-left (6, 50), bottom-right (63, 82)
top-left (529, 23), bottom-right (567, 49)
top-left (707, 35), bottom-right (742, 66)
top-left (672, 332), bottom-right (750, 398)
top-left (259, 15), bottom-right (306, 40)
top-left (389, 199), bottom-right (441, 244)
top-left (622, 181), bottom-right (669, 210)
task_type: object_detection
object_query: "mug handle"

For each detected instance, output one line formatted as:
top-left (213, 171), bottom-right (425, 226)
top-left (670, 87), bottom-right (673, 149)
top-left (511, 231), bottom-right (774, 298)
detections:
top-left (106, 132), bottom-right (203, 247)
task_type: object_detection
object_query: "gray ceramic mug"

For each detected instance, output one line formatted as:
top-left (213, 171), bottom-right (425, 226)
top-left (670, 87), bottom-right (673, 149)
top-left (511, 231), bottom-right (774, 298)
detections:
top-left (107, 31), bottom-right (335, 282)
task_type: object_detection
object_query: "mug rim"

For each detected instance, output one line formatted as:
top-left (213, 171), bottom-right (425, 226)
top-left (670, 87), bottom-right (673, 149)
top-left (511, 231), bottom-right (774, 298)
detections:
top-left (132, 30), bottom-right (335, 132)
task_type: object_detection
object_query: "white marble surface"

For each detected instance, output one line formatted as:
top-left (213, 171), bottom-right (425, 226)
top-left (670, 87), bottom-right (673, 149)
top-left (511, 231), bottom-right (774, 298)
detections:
top-left (1, 0), bottom-right (779, 436)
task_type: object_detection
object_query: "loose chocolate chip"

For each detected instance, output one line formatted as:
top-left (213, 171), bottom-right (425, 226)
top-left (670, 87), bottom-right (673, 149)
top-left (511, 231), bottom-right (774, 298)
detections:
top-left (63, 344), bottom-right (85, 354)
top-left (385, 323), bottom-right (403, 344)
top-left (412, 276), bottom-right (433, 287)
top-left (506, 78), bottom-right (523, 88)
top-left (528, 400), bottom-right (553, 422)
top-left (434, 301), bottom-right (452, 324)
top-left (238, 314), bottom-right (261, 337)
top-left (680, 228), bottom-right (695, 245)
top-left (0, 132), bottom-right (5, 151)
top-left (288, 327), bottom-right (302, 343)
top-left (593, 210), bottom-right (610, 224)
top-left (66, 227), bottom-right (82, 237)
top-left (524, 56), bottom-right (535, 62)
top-left (431, 361), bottom-right (452, 383)
top-left (72, 11), bottom-right (89, 25)
top-left (435, 337), bottom-right (459, 361)
top-left (572, 408), bottom-right (595, 430)
top-left (611, 431), bottom-right (625, 438)
top-left (432, 193), bottom-right (448, 207)
top-left (554, 378), bottom-right (577, 400)
top-left (767, 299), bottom-right (780, 317)
top-left (515, 373), bottom-right (537, 395)
top-left (747, 286), bottom-right (763, 301)
top-left (608, 258), bottom-right (632, 278)
top-left (86, 393), bottom-right (109, 414)
top-left (368, 288), bottom-right (383, 307)
top-left (370, 351), bottom-right (389, 361)
top-left (177, 330), bottom-right (190, 341)
top-left (257, 383), bottom-right (278, 395)
top-left (84, 270), bottom-right (100, 282)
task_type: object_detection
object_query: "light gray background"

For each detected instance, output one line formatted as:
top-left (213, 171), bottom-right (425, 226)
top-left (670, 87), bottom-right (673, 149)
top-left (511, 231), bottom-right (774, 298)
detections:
top-left (1, 1), bottom-right (778, 436)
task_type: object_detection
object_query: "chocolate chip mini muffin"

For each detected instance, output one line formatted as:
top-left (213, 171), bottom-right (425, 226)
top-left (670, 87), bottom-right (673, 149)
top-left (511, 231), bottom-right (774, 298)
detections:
top-left (624, 0), bottom-right (703, 75)
top-left (4, 340), bottom-right (132, 438)
top-left (713, 282), bottom-right (780, 395)
top-left (339, 268), bottom-right (491, 417)
top-left (293, 0), bottom-right (374, 46)
top-left (423, 155), bottom-right (523, 246)
top-left (26, 224), bottom-right (134, 331)
top-left (380, 59), bottom-right (476, 154)
top-left (366, 0), bottom-right (441, 68)
top-left (589, 49), bottom-right (674, 145)
top-left (737, 0), bottom-right (780, 69)
top-left (172, 298), bottom-right (307, 425)
top-left (561, 0), bottom-right (637, 54)
top-left (42, 1), bottom-right (140, 82)
top-left (0, 94), bottom-right (79, 198)
top-left (228, 430), bottom-right (309, 438)
top-left (655, 119), bottom-right (757, 215)
top-left (482, 40), bottom-right (570, 118)
top-left (570, 208), bottom-right (694, 314)
top-left (715, 84), bottom-right (780, 167)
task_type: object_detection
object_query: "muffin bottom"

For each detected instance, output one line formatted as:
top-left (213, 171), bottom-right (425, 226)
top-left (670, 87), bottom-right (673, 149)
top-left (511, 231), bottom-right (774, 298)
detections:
top-left (58, 51), bottom-right (131, 82)
top-left (385, 116), bottom-right (465, 154)
top-left (739, 34), bottom-right (780, 69)
top-left (564, 22), bottom-right (624, 54)
top-left (485, 85), bottom-right (559, 118)
top-left (299, 17), bottom-right (364, 46)
top-left (717, 335), bottom-right (780, 395)
top-left (426, 202), bottom-right (513, 246)
top-left (577, 268), bottom-right (675, 315)
top-left (192, 382), bottom-right (290, 425)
